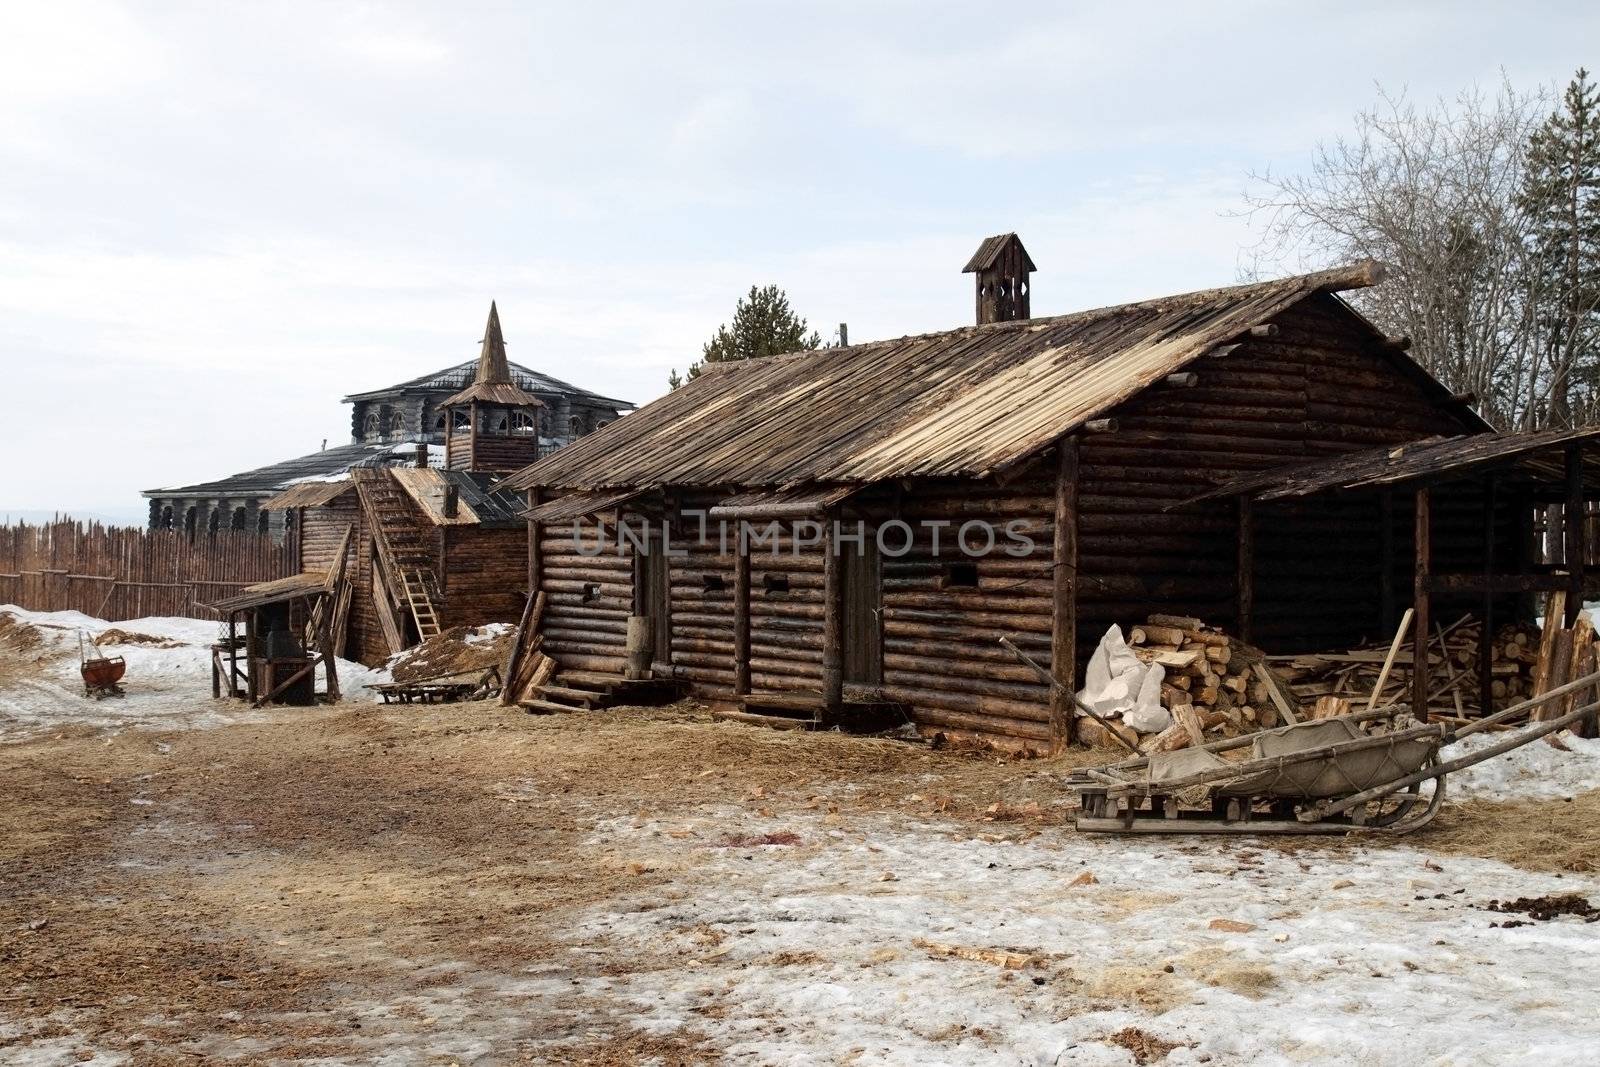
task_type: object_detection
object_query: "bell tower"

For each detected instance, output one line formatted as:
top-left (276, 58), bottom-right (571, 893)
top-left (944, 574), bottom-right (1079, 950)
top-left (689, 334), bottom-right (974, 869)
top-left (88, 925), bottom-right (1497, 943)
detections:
top-left (962, 233), bottom-right (1036, 325)
top-left (439, 302), bottom-right (545, 473)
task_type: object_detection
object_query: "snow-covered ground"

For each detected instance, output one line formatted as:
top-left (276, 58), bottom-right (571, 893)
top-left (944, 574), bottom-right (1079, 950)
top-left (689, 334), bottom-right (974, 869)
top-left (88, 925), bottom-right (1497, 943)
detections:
top-left (0, 605), bottom-right (387, 741)
top-left (1446, 730), bottom-right (1600, 801)
top-left (580, 806), bottom-right (1600, 1066)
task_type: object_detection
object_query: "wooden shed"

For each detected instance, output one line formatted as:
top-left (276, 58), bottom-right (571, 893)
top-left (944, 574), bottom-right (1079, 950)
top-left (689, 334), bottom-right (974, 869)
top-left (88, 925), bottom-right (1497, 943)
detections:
top-left (503, 238), bottom-right (1493, 749)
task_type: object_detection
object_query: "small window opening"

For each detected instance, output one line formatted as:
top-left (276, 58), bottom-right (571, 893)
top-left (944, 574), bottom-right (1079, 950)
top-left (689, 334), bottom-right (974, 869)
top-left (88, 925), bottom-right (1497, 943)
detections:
top-left (582, 582), bottom-right (602, 602)
top-left (230, 507), bottom-right (247, 531)
top-left (569, 414), bottom-right (584, 437)
top-left (943, 563), bottom-right (979, 588)
top-left (762, 573), bottom-right (790, 594)
top-left (257, 510), bottom-right (270, 535)
top-left (702, 574), bottom-right (726, 592)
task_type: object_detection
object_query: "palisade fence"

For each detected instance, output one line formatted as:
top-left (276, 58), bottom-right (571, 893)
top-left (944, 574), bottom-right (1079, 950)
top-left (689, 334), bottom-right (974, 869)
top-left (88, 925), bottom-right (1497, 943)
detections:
top-left (0, 519), bottom-right (297, 623)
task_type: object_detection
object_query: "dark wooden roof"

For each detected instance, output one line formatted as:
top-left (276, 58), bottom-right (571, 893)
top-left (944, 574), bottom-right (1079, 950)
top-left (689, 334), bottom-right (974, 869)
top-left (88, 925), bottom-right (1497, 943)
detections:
top-left (145, 441), bottom-right (419, 499)
top-left (1194, 427), bottom-right (1600, 502)
top-left (343, 360), bottom-right (630, 408)
top-left (962, 233), bottom-right (1035, 273)
top-left (507, 262), bottom-right (1430, 493)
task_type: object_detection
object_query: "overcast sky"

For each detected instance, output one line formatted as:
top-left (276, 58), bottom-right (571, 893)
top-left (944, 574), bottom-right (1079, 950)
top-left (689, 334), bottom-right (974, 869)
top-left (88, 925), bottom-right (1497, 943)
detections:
top-left (1, 1), bottom-right (1594, 521)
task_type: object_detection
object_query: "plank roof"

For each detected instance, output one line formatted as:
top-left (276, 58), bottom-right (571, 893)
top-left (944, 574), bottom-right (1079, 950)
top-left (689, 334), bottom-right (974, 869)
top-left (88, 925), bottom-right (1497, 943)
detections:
top-left (1194, 427), bottom-right (1600, 502)
top-left (507, 261), bottom-right (1438, 493)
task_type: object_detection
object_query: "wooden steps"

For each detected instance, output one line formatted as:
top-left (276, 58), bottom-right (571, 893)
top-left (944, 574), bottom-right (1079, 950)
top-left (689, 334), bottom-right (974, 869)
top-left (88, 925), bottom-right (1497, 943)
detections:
top-left (520, 698), bottom-right (580, 715)
top-left (352, 469), bottom-right (442, 643)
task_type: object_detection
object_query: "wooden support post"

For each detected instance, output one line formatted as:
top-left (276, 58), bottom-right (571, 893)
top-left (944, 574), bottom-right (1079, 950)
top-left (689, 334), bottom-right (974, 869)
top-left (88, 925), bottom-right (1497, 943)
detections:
top-left (1479, 477), bottom-right (1495, 714)
top-left (526, 488), bottom-right (542, 598)
top-left (246, 608), bottom-right (258, 704)
top-left (1236, 495), bottom-right (1254, 643)
top-left (1413, 487), bottom-right (1431, 722)
top-left (821, 514), bottom-right (843, 710)
top-left (1567, 446), bottom-right (1584, 626)
top-left (319, 592), bottom-right (340, 702)
top-left (1379, 491), bottom-right (1395, 634)
top-left (1050, 437), bottom-right (1080, 751)
top-left (733, 529), bottom-right (751, 696)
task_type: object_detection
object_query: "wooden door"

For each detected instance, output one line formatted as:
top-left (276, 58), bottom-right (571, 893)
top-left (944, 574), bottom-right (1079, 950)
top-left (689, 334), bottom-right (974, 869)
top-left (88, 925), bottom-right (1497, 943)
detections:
top-left (634, 529), bottom-right (672, 663)
top-left (840, 533), bottom-right (883, 684)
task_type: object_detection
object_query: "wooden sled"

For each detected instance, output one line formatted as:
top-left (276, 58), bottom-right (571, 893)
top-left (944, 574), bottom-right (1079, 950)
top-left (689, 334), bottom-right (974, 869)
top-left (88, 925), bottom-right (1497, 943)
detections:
top-left (1065, 669), bottom-right (1600, 836)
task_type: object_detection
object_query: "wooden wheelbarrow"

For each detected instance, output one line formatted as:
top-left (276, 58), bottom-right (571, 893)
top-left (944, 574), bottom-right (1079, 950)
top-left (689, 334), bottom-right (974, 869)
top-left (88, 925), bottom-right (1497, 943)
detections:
top-left (79, 633), bottom-right (126, 700)
top-left (1003, 635), bottom-right (1600, 836)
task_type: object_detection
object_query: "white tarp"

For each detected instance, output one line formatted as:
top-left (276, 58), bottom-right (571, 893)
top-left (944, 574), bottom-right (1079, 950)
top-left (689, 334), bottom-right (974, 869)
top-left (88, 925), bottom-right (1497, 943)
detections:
top-left (1077, 623), bottom-right (1169, 733)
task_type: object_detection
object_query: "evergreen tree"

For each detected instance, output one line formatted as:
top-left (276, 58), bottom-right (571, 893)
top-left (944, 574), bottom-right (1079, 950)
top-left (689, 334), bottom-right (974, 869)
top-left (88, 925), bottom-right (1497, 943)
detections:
top-left (668, 284), bottom-right (821, 388)
top-left (1517, 69), bottom-right (1600, 427)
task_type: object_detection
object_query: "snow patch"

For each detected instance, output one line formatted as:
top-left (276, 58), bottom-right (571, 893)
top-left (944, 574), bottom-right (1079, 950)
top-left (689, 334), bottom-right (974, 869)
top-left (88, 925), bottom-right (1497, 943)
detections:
top-left (578, 809), bottom-right (1600, 1065)
top-left (1445, 730), bottom-right (1600, 801)
top-left (0, 605), bottom-right (388, 742)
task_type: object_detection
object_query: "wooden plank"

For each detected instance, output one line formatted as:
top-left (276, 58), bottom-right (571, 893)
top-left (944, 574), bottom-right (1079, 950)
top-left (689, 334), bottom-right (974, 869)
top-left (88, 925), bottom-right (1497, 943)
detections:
top-left (1366, 607), bottom-right (1414, 711)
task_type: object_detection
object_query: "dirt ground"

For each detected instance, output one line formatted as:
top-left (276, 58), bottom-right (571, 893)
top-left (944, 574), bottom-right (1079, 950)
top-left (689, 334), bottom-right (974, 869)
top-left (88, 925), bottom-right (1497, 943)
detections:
top-left (2, 699), bottom-right (1597, 1064)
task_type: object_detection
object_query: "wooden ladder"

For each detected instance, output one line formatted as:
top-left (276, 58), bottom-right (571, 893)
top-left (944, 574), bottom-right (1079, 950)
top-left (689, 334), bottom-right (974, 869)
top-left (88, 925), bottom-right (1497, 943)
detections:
top-left (352, 468), bottom-right (442, 642)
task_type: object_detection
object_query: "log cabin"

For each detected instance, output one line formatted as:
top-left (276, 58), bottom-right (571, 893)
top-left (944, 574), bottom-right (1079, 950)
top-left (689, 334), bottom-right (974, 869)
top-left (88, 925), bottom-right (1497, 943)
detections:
top-left (502, 235), bottom-right (1498, 750)
top-left (260, 308), bottom-right (538, 666)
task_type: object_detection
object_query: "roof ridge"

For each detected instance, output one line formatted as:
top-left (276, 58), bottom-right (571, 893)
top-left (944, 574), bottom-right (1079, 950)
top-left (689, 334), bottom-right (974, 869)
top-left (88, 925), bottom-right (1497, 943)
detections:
top-left (699, 261), bottom-right (1385, 378)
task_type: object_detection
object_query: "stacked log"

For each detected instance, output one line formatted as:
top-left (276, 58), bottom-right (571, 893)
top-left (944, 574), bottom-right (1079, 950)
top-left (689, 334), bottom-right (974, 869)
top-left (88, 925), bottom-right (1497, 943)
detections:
top-left (1271, 616), bottom-right (1540, 717)
top-left (1102, 613), bottom-right (1297, 751)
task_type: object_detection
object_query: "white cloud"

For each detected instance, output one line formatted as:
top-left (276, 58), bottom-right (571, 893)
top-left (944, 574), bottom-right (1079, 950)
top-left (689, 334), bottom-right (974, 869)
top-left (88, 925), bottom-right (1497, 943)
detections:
top-left (0, 0), bottom-right (1595, 512)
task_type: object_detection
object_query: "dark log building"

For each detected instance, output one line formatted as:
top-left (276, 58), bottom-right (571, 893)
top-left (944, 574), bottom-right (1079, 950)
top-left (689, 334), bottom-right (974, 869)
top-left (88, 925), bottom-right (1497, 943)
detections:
top-left (143, 303), bottom-right (631, 538)
top-left (503, 234), bottom-right (1500, 750)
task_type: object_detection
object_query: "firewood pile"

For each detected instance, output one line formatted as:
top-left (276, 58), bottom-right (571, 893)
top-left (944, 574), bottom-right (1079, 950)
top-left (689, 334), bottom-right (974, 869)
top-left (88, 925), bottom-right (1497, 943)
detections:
top-left (1269, 614), bottom-right (1540, 718)
top-left (1078, 613), bottom-right (1301, 752)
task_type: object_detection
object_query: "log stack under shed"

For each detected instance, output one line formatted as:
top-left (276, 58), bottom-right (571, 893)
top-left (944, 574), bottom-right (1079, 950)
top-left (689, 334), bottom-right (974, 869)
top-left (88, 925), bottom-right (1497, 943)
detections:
top-left (1076, 613), bottom-right (1299, 751)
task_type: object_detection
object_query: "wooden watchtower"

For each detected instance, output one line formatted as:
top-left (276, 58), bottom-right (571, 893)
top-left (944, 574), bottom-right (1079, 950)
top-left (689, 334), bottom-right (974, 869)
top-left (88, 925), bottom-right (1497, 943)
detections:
top-left (441, 302), bottom-right (545, 473)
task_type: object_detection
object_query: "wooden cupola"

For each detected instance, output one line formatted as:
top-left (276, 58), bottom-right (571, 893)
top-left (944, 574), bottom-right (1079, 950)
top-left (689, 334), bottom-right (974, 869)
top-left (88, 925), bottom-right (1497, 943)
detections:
top-left (439, 302), bottom-right (545, 473)
top-left (962, 233), bottom-right (1036, 325)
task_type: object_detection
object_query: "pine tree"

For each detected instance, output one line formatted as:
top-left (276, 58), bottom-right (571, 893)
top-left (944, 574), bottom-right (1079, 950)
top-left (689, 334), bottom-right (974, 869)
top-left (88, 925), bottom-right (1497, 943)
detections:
top-left (668, 284), bottom-right (821, 388)
top-left (1518, 69), bottom-right (1600, 427)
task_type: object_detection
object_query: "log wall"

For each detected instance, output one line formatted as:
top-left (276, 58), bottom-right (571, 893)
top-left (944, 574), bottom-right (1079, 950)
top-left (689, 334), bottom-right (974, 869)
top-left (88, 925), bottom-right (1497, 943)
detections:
top-left (665, 491), bottom-right (737, 697)
top-left (1079, 294), bottom-right (1482, 656)
top-left (539, 515), bottom-right (634, 675)
top-left (440, 526), bottom-right (528, 631)
top-left (868, 478), bottom-right (1055, 744)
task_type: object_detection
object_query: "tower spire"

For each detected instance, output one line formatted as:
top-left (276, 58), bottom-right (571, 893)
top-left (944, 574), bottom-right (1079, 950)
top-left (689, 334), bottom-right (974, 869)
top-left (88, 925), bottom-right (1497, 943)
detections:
top-left (475, 300), bottom-right (512, 384)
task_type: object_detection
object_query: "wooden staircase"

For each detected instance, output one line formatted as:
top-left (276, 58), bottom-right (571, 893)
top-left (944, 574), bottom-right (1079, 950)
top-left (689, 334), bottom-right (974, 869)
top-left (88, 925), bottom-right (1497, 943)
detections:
top-left (352, 468), bottom-right (442, 642)
top-left (519, 670), bottom-right (684, 714)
